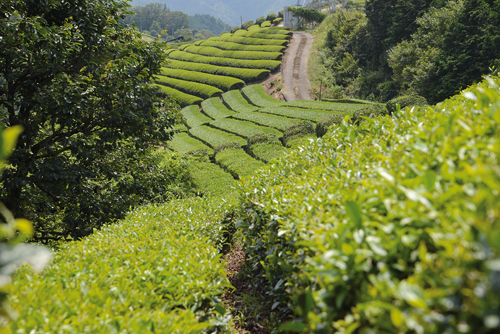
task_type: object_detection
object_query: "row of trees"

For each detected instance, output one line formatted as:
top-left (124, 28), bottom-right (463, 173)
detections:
top-left (315, 0), bottom-right (500, 103)
top-left (122, 3), bottom-right (231, 39)
top-left (0, 0), bottom-right (191, 241)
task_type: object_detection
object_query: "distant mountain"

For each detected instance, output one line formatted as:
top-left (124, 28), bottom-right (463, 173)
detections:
top-left (129, 0), bottom-right (298, 26)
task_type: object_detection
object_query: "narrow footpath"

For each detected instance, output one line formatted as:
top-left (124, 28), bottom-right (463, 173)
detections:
top-left (281, 31), bottom-right (314, 101)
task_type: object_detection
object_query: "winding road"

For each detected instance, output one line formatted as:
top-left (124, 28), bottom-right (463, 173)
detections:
top-left (281, 31), bottom-right (314, 101)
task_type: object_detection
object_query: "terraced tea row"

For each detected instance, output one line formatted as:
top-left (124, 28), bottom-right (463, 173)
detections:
top-left (166, 85), bottom-right (371, 179)
top-left (156, 26), bottom-right (291, 107)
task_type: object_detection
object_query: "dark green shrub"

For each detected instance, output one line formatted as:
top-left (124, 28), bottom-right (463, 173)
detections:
top-left (256, 17), bottom-right (266, 26)
top-left (247, 133), bottom-right (282, 146)
top-left (273, 18), bottom-right (283, 25)
top-left (352, 103), bottom-right (388, 124)
top-left (283, 121), bottom-right (315, 145)
top-left (230, 26), bottom-right (241, 33)
top-left (241, 20), bottom-right (254, 30)
top-left (213, 142), bottom-right (242, 154)
top-left (315, 114), bottom-right (345, 137)
top-left (386, 94), bottom-right (427, 113)
top-left (266, 13), bottom-right (278, 21)
top-left (278, 10), bottom-right (284, 18)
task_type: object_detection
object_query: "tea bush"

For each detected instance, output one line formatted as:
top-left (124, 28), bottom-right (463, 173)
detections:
top-left (232, 111), bottom-right (298, 131)
top-left (238, 75), bottom-right (500, 333)
top-left (184, 45), bottom-right (282, 61)
top-left (7, 196), bottom-right (237, 333)
top-left (189, 125), bottom-right (247, 148)
top-left (386, 94), bottom-right (428, 114)
top-left (260, 21), bottom-right (272, 28)
top-left (165, 59), bottom-right (270, 82)
top-left (259, 106), bottom-right (338, 122)
top-left (181, 105), bottom-right (213, 128)
top-left (241, 20), bottom-right (254, 30)
top-left (222, 90), bottom-right (260, 113)
top-left (215, 148), bottom-right (265, 179)
top-left (210, 118), bottom-right (283, 139)
top-left (212, 35), bottom-right (288, 46)
top-left (241, 84), bottom-right (286, 107)
top-left (167, 50), bottom-right (281, 71)
top-left (167, 132), bottom-right (214, 156)
top-left (286, 100), bottom-right (364, 113)
top-left (200, 40), bottom-right (285, 52)
top-left (201, 97), bottom-right (237, 119)
top-left (234, 30), bottom-right (291, 41)
top-left (154, 84), bottom-right (203, 107)
top-left (187, 158), bottom-right (238, 198)
top-left (155, 75), bottom-right (222, 99)
top-left (159, 67), bottom-right (244, 91)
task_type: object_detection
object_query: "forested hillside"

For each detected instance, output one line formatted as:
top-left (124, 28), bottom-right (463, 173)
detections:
top-left (130, 0), bottom-right (295, 26)
top-left (309, 0), bottom-right (500, 103)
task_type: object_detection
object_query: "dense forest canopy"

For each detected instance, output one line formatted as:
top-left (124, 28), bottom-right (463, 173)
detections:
top-left (0, 0), bottom-right (187, 241)
top-left (312, 0), bottom-right (500, 103)
top-left (122, 3), bottom-right (230, 40)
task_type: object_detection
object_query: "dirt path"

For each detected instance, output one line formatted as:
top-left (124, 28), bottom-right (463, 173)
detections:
top-left (281, 31), bottom-right (314, 101)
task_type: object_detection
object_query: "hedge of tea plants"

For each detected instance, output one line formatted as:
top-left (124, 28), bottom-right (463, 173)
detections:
top-left (210, 117), bottom-right (283, 139)
top-left (188, 125), bottom-right (247, 148)
top-left (211, 34), bottom-right (288, 46)
top-left (199, 40), bottom-right (286, 53)
top-left (180, 105), bottom-right (213, 128)
top-left (201, 97), bottom-right (237, 119)
top-left (159, 68), bottom-right (244, 91)
top-left (183, 45), bottom-right (283, 61)
top-left (154, 84), bottom-right (203, 107)
top-left (221, 90), bottom-right (260, 113)
top-left (155, 75), bottom-right (222, 99)
top-left (7, 196), bottom-right (238, 333)
top-left (166, 59), bottom-right (270, 82)
top-left (238, 75), bottom-right (500, 333)
top-left (215, 148), bottom-right (265, 179)
top-left (241, 84), bottom-right (286, 107)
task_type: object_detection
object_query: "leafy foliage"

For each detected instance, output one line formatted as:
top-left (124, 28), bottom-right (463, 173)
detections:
top-left (201, 98), bottom-right (238, 119)
top-left (0, 0), bottom-right (180, 240)
top-left (154, 84), bottom-right (203, 107)
top-left (232, 112), bottom-right (297, 131)
top-left (165, 59), bottom-right (270, 82)
top-left (222, 90), bottom-right (260, 113)
top-left (184, 45), bottom-right (282, 61)
top-left (238, 75), bottom-right (500, 333)
top-left (210, 118), bottom-right (283, 139)
top-left (386, 94), bottom-right (428, 114)
top-left (181, 105), bottom-right (213, 128)
top-left (241, 84), bottom-right (285, 107)
top-left (7, 196), bottom-right (237, 332)
top-left (212, 34), bottom-right (288, 46)
top-left (167, 132), bottom-right (214, 155)
top-left (155, 75), bottom-right (223, 99)
top-left (160, 67), bottom-right (245, 91)
top-left (200, 40), bottom-right (285, 52)
top-left (215, 148), bottom-right (265, 179)
top-left (189, 126), bottom-right (247, 148)
top-left (167, 50), bottom-right (282, 71)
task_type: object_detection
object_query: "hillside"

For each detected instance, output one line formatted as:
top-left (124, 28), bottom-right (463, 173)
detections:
top-left (130, 0), bottom-right (295, 26)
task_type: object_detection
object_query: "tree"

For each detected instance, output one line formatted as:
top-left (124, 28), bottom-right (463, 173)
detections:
top-left (429, 0), bottom-right (500, 102)
top-left (0, 0), bottom-right (181, 241)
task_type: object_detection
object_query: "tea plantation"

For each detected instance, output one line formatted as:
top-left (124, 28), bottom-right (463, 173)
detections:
top-left (155, 25), bottom-right (292, 107)
top-left (3, 9), bottom-right (500, 333)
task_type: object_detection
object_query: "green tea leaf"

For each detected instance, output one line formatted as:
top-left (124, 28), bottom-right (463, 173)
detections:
top-left (345, 201), bottom-right (362, 228)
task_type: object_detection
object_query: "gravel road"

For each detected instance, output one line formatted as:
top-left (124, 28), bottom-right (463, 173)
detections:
top-left (281, 31), bottom-right (314, 101)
